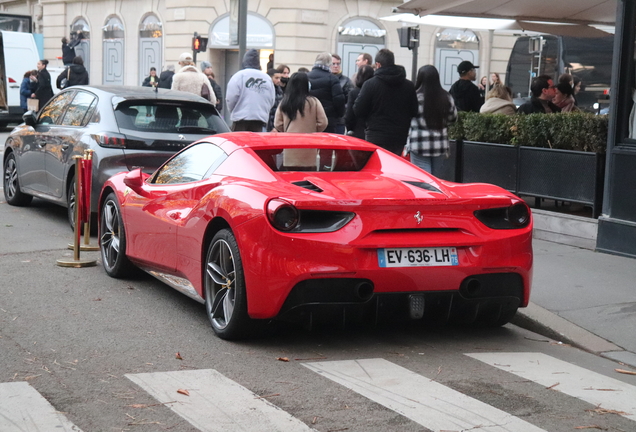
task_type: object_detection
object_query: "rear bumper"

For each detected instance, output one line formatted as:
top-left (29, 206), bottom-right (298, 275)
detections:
top-left (236, 217), bottom-right (533, 319)
top-left (277, 273), bottom-right (524, 324)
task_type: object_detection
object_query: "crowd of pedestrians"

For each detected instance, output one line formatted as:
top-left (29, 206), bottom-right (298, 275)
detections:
top-left (20, 39), bottom-right (584, 176)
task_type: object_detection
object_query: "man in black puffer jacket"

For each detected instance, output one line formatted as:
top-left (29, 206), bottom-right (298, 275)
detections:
top-left (353, 49), bottom-right (418, 155)
top-left (57, 56), bottom-right (89, 89)
top-left (308, 52), bottom-right (345, 133)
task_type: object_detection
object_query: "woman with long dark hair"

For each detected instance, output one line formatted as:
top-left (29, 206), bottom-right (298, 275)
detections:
top-left (408, 65), bottom-right (457, 173)
top-left (274, 72), bottom-right (327, 133)
top-left (344, 65), bottom-right (374, 139)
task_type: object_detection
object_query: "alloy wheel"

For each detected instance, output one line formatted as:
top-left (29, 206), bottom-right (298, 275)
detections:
top-left (100, 200), bottom-right (121, 271)
top-left (205, 239), bottom-right (236, 330)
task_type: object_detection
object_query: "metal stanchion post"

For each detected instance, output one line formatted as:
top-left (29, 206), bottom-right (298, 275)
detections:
top-left (68, 150), bottom-right (98, 251)
top-left (57, 155), bottom-right (97, 268)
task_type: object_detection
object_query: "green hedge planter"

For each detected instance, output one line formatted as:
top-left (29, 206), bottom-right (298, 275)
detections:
top-left (436, 112), bottom-right (608, 217)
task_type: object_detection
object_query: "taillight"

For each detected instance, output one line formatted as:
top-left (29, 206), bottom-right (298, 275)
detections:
top-left (8, 77), bottom-right (16, 83)
top-left (474, 202), bottom-right (531, 229)
top-left (92, 133), bottom-right (128, 148)
top-left (507, 202), bottom-right (531, 227)
top-left (266, 199), bottom-right (355, 233)
top-left (267, 199), bottom-right (299, 232)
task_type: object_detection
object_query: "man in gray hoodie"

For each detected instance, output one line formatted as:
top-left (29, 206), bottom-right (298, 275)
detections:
top-left (226, 49), bottom-right (275, 132)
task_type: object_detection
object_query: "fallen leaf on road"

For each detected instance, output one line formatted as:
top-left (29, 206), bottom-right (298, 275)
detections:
top-left (277, 357), bottom-right (290, 362)
top-left (175, 352), bottom-right (183, 360)
top-left (585, 407), bottom-right (631, 415)
top-left (294, 357), bottom-right (327, 361)
top-left (615, 368), bottom-right (636, 376)
top-left (177, 389), bottom-right (190, 396)
top-left (583, 387), bottom-right (620, 391)
top-left (574, 426), bottom-right (606, 430)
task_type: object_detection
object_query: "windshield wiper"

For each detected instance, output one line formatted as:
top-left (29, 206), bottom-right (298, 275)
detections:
top-left (176, 126), bottom-right (216, 133)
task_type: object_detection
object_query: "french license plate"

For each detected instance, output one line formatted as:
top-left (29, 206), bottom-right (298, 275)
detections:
top-left (377, 247), bottom-right (459, 268)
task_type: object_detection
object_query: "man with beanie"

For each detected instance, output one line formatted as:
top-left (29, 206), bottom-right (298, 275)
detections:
top-left (308, 52), bottom-right (345, 133)
top-left (226, 49), bottom-right (275, 132)
top-left (172, 52), bottom-right (216, 104)
top-left (353, 49), bottom-right (418, 155)
top-left (449, 60), bottom-right (483, 112)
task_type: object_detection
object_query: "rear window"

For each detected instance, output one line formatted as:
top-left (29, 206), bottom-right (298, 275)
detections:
top-left (114, 103), bottom-right (226, 134)
top-left (254, 148), bottom-right (373, 172)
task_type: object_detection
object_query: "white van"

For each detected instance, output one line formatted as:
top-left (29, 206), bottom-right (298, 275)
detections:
top-left (0, 31), bottom-right (40, 127)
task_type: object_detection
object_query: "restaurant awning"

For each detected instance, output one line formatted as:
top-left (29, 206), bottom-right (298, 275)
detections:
top-left (393, 0), bottom-right (617, 26)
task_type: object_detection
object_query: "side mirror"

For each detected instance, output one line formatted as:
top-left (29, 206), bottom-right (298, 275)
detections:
top-left (22, 111), bottom-right (37, 127)
top-left (123, 168), bottom-right (150, 196)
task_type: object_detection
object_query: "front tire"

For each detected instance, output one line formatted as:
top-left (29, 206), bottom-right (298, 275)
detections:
top-left (204, 229), bottom-right (255, 340)
top-left (100, 192), bottom-right (134, 278)
top-left (3, 153), bottom-right (33, 206)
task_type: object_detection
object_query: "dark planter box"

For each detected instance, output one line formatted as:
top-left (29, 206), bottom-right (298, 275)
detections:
top-left (518, 147), bottom-right (605, 217)
top-left (431, 140), bottom-right (458, 182)
top-left (462, 141), bottom-right (517, 191)
top-left (445, 140), bottom-right (605, 217)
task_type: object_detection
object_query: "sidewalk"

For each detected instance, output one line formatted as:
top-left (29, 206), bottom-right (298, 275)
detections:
top-left (513, 227), bottom-right (636, 368)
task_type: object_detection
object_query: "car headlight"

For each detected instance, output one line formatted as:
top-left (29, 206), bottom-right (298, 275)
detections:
top-left (266, 199), bottom-right (354, 233)
top-left (474, 202), bottom-right (531, 229)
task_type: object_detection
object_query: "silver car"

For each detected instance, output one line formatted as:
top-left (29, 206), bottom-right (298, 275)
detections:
top-left (3, 85), bottom-right (229, 227)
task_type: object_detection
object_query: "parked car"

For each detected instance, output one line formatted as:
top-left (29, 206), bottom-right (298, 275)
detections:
top-left (3, 85), bottom-right (229, 228)
top-left (99, 132), bottom-right (534, 340)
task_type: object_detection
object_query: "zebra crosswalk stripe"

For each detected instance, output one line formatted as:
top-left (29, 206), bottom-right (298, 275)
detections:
top-left (125, 369), bottom-right (316, 432)
top-left (467, 352), bottom-right (636, 419)
top-left (302, 358), bottom-right (548, 432)
top-left (0, 381), bottom-right (84, 432)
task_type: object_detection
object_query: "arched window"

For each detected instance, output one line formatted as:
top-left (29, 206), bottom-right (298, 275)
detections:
top-left (337, 18), bottom-right (386, 78)
top-left (103, 16), bottom-right (125, 85)
top-left (208, 13), bottom-right (274, 49)
top-left (70, 17), bottom-right (90, 73)
top-left (139, 14), bottom-right (163, 85)
top-left (435, 28), bottom-right (480, 90)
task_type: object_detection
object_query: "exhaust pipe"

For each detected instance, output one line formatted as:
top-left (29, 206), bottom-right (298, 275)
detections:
top-left (464, 278), bottom-right (482, 296)
top-left (353, 281), bottom-right (374, 301)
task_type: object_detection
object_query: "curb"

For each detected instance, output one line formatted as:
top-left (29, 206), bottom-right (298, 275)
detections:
top-left (512, 302), bottom-right (636, 369)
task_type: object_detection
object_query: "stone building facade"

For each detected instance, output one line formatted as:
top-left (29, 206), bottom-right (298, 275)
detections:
top-left (1, 0), bottom-right (516, 97)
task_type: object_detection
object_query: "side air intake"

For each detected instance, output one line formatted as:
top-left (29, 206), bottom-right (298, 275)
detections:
top-left (403, 181), bottom-right (441, 193)
top-left (292, 180), bottom-right (323, 193)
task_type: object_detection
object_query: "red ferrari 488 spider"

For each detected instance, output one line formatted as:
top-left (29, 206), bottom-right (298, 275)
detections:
top-left (99, 133), bottom-right (533, 339)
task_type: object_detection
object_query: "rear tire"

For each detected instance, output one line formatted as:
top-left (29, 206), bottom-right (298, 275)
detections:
top-left (3, 153), bottom-right (33, 206)
top-left (100, 192), bottom-right (135, 278)
top-left (480, 304), bottom-right (518, 327)
top-left (204, 229), bottom-right (257, 340)
top-left (67, 175), bottom-right (76, 230)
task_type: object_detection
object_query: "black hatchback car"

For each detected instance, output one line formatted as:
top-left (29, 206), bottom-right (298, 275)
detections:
top-left (3, 86), bottom-right (229, 227)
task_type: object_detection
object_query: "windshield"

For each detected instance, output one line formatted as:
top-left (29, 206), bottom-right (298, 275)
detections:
top-left (115, 102), bottom-right (227, 134)
top-left (254, 148), bottom-right (373, 172)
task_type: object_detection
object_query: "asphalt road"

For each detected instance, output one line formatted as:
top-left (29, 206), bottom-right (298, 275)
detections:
top-left (1, 127), bottom-right (636, 432)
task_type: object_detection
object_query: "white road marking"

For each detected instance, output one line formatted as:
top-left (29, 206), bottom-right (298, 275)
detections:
top-left (0, 381), bottom-right (83, 432)
top-left (467, 352), bottom-right (636, 420)
top-left (303, 358), bottom-right (547, 432)
top-left (126, 369), bottom-right (315, 432)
